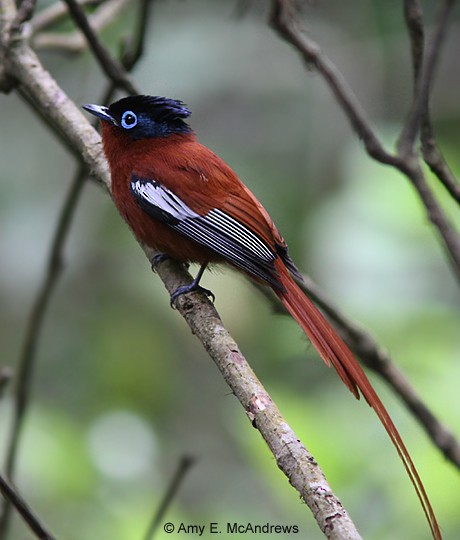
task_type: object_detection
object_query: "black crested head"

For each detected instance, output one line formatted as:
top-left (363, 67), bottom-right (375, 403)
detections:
top-left (107, 95), bottom-right (193, 140)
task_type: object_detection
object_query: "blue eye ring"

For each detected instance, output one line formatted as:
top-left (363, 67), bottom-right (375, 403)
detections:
top-left (121, 110), bottom-right (138, 129)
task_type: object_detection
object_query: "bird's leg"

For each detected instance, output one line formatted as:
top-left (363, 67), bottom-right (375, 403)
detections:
top-left (170, 262), bottom-right (215, 306)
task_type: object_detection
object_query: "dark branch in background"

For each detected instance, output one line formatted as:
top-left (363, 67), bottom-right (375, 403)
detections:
top-left (143, 456), bottom-right (195, 540)
top-left (0, 165), bottom-right (86, 539)
top-left (0, 474), bottom-right (56, 540)
top-left (0, 367), bottom-right (13, 399)
top-left (403, 0), bottom-right (460, 205)
top-left (398, 0), bottom-right (456, 155)
top-left (270, 1), bottom-right (460, 282)
top-left (62, 0), bottom-right (138, 94)
top-left (0, 0), bottom-right (153, 536)
top-left (270, 1), bottom-right (398, 166)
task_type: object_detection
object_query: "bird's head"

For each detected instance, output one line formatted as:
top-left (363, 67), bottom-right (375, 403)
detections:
top-left (83, 95), bottom-right (193, 140)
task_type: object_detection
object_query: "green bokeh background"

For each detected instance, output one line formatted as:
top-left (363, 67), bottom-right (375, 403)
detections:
top-left (1, 1), bottom-right (459, 538)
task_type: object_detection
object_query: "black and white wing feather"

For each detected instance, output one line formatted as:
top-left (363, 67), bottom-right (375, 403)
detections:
top-left (130, 176), bottom-right (282, 289)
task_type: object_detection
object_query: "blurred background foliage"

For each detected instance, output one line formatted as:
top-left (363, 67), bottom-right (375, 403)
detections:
top-left (1, 0), bottom-right (459, 538)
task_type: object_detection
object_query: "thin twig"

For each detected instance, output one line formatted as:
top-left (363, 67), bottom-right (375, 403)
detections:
top-left (0, 165), bottom-right (86, 538)
top-left (269, 0), bottom-right (399, 167)
top-left (403, 0), bottom-right (460, 205)
top-left (0, 474), bottom-right (56, 540)
top-left (62, 0), bottom-right (138, 94)
top-left (397, 0), bottom-right (456, 156)
top-left (143, 456), bottom-right (195, 540)
top-left (11, 0), bottom-right (37, 32)
top-left (149, 259), bottom-right (364, 540)
top-left (32, 0), bottom-right (132, 54)
top-left (0, 367), bottom-right (13, 399)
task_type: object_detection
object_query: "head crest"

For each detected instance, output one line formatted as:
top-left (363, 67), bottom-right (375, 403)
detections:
top-left (109, 95), bottom-right (191, 127)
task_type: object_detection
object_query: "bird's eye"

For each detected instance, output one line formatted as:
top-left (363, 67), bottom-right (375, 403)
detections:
top-left (121, 110), bottom-right (138, 129)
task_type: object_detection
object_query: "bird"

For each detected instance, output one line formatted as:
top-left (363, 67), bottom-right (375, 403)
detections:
top-left (83, 95), bottom-right (441, 539)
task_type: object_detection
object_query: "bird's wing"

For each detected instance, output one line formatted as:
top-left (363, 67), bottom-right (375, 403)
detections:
top-left (130, 175), bottom-right (283, 289)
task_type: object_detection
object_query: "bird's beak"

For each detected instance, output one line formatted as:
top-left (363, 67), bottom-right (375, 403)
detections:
top-left (82, 104), bottom-right (117, 125)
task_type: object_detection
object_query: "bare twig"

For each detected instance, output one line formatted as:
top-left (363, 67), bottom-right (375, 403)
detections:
top-left (11, 0), bottom-right (37, 33)
top-left (31, 0), bottom-right (103, 34)
top-left (143, 456), bottom-right (195, 540)
top-left (0, 367), bottom-right (13, 399)
top-left (32, 0), bottom-right (132, 54)
top-left (0, 164), bottom-right (86, 538)
top-left (149, 257), bottom-right (364, 540)
top-left (62, 0), bottom-right (138, 94)
top-left (403, 0), bottom-right (460, 205)
top-left (398, 0), bottom-right (456, 156)
top-left (0, 474), bottom-right (56, 540)
top-left (269, 0), bottom-right (398, 167)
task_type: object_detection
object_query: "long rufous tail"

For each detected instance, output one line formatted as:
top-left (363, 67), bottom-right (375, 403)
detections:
top-left (274, 260), bottom-right (441, 540)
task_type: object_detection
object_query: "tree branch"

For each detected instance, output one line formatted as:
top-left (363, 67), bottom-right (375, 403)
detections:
top-left (143, 456), bottom-right (195, 540)
top-left (0, 474), bottom-right (56, 540)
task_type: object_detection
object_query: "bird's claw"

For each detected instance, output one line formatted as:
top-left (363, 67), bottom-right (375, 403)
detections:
top-left (170, 284), bottom-right (215, 308)
top-left (150, 253), bottom-right (171, 273)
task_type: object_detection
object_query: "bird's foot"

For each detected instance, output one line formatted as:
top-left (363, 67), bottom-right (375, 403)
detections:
top-left (170, 283), bottom-right (215, 307)
top-left (150, 253), bottom-right (170, 273)
top-left (151, 253), bottom-right (190, 273)
top-left (170, 262), bottom-right (215, 307)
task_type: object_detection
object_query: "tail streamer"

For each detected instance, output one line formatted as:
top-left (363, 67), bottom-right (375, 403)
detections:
top-left (274, 260), bottom-right (441, 540)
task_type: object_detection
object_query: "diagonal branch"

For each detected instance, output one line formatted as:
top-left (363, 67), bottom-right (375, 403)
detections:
top-left (143, 456), bottom-right (195, 540)
top-left (62, 0), bottom-right (138, 94)
top-left (0, 474), bottom-right (56, 540)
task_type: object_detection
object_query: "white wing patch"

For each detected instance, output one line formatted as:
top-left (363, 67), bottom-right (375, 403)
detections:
top-left (130, 176), bottom-right (280, 287)
top-left (132, 178), bottom-right (199, 221)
